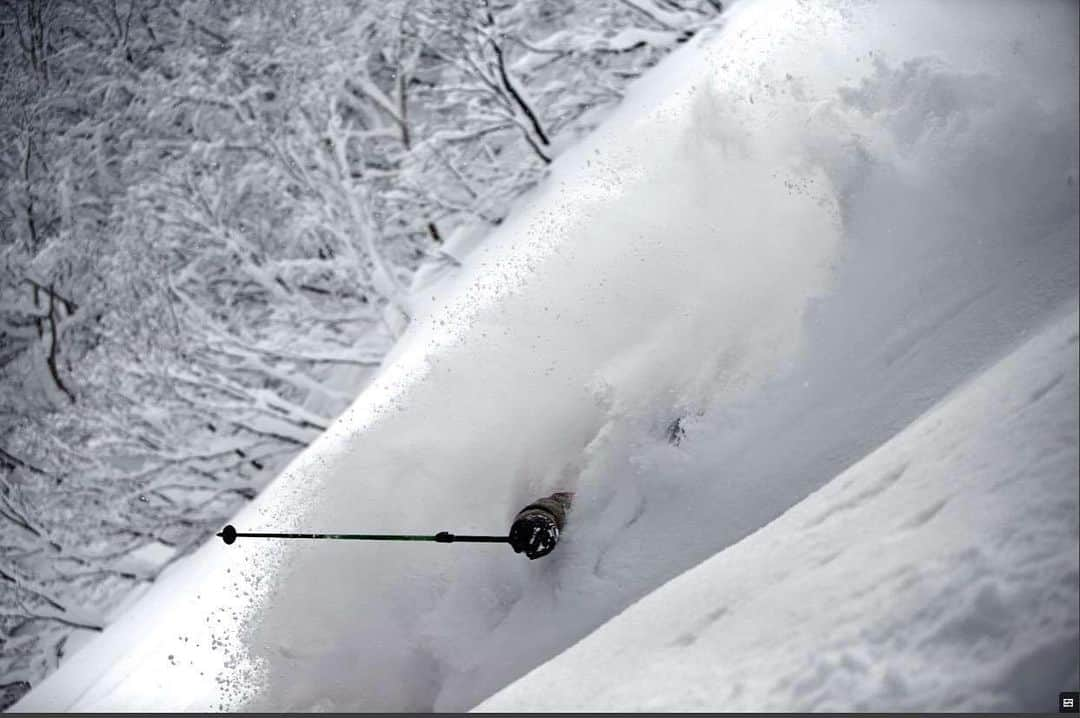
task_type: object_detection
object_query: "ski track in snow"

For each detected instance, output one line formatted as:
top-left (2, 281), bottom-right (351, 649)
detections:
top-left (15, 0), bottom-right (1078, 712)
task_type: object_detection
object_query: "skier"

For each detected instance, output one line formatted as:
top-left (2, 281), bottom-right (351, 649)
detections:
top-left (508, 491), bottom-right (574, 559)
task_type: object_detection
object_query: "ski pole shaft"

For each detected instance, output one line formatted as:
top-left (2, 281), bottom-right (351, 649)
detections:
top-left (216, 524), bottom-right (509, 545)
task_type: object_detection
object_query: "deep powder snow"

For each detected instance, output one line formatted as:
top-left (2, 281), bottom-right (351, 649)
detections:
top-left (15, 0), bottom-right (1078, 711)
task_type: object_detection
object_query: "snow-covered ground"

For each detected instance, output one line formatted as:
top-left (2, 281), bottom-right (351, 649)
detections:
top-left (14, 0), bottom-right (1078, 712)
top-left (481, 301), bottom-right (1080, 713)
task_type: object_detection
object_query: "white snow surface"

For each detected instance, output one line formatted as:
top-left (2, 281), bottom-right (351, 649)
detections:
top-left (481, 302), bottom-right (1080, 713)
top-left (15, 0), bottom-right (1078, 712)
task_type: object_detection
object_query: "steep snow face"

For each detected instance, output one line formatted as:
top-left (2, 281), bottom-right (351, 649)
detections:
top-left (481, 303), bottom-right (1080, 713)
top-left (16, 0), bottom-right (1078, 712)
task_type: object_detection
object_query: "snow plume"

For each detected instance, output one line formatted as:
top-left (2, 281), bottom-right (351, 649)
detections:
top-left (236, 19), bottom-right (846, 711)
top-left (15, 0), bottom-right (1078, 712)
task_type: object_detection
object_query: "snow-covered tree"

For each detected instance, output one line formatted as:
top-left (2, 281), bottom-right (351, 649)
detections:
top-left (0, 0), bottom-right (723, 700)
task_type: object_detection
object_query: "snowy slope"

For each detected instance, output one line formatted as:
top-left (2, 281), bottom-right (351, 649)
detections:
top-left (480, 302), bottom-right (1080, 713)
top-left (15, 0), bottom-right (1078, 712)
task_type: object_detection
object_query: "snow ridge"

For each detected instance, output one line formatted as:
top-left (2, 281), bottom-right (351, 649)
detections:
top-left (481, 301), bottom-right (1080, 713)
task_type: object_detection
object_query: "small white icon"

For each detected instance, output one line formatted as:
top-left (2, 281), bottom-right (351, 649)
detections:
top-left (1065, 698), bottom-right (1076, 709)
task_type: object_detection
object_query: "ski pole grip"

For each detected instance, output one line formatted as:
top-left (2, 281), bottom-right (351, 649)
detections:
top-left (434, 531), bottom-right (454, 543)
